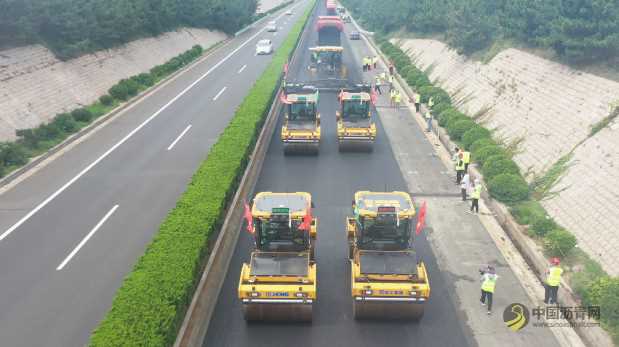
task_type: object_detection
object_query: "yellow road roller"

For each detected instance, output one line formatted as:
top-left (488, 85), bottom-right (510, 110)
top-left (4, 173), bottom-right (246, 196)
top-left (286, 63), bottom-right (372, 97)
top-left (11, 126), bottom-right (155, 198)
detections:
top-left (281, 83), bottom-right (321, 155)
top-left (238, 192), bottom-right (317, 321)
top-left (346, 191), bottom-right (430, 320)
top-left (336, 86), bottom-right (376, 152)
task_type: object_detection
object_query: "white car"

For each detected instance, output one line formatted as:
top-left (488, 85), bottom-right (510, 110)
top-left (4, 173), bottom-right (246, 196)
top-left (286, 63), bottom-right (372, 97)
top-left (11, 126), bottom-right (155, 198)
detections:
top-left (266, 21), bottom-right (277, 32)
top-left (256, 39), bottom-right (273, 55)
top-left (285, 9), bottom-right (293, 15)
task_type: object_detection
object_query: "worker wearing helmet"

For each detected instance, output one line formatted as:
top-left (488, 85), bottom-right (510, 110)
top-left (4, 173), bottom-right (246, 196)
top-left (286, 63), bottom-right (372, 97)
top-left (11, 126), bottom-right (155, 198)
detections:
top-left (480, 265), bottom-right (498, 315)
top-left (544, 257), bottom-right (563, 304)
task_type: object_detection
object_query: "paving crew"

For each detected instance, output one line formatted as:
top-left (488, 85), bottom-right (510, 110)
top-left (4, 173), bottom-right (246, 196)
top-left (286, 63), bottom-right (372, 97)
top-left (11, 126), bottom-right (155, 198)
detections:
top-left (367, 56), bottom-right (373, 71)
top-left (374, 74), bottom-right (382, 95)
top-left (373, 55), bottom-right (378, 69)
top-left (480, 265), bottom-right (498, 315)
top-left (394, 90), bottom-right (401, 109)
top-left (544, 257), bottom-right (563, 305)
top-left (388, 61), bottom-right (394, 75)
top-left (388, 74), bottom-right (395, 91)
top-left (462, 150), bottom-right (471, 172)
top-left (414, 92), bottom-right (421, 113)
top-left (362, 56), bottom-right (368, 72)
top-left (470, 179), bottom-right (481, 214)
top-left (455, 152), bottom-right (465, 184)
top-left (389, 88), bottom-right (396, 107)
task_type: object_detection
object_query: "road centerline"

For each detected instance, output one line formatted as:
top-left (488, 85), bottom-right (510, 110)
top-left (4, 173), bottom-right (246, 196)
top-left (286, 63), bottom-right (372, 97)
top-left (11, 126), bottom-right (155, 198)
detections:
top-left (212, 86), bottom-right (227, 101)
top-left (56, 204), bottom-right (119, 271)
top-left (167, 125), bottom-right (193, 151)
top-left (0, 1), bottom-right (303, 243)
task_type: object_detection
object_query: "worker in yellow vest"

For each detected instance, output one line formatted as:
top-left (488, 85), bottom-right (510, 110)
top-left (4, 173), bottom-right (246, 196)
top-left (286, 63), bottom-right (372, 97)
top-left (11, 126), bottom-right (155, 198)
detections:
top-left (414, 92), bottom-right (421, 112)
top-left (455, 152), bottom-right (465, 184)
top-left (480, 265), bottom-right (498, 315)
top-left (428, 96), bottom-right (435, 109)
top-left (389, 88), bottom-right (396, 107)
top-left (394, 90), bottom-right (402, 109)
top-left (544, 257), bottom-right (563, 304)
top-left (462, 150), bottom-right (471, 172)
top-left (470, 179), bottom-right (481, 214)
top-left (373, 56), bottom-right (378, 69)
top-left (362, 57), bottom-right (368, 72)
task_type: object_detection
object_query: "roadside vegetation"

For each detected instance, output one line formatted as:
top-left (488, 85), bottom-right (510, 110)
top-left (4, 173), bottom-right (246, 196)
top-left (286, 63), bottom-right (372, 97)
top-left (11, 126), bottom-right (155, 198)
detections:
top-left (0, 45), bottom-right (206, 180)
top-left (0, 0), bottom-right (257, 59)
top-left (378, 38), bottom-right (619, 342)
top-left (342, 0), bottom-right (619, 65)
top-left (89, 3), bottom-right (314, 346)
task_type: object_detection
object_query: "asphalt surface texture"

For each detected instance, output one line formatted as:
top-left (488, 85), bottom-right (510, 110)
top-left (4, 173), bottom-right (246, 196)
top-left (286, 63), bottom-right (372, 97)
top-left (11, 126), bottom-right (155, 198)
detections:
top-left (204, 2), bottom-right (472, 347)
top-left (0, 2), bottom-right (308, 346)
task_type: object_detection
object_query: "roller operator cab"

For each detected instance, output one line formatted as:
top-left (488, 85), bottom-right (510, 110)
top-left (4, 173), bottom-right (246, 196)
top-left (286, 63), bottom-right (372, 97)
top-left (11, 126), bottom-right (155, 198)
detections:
top-left (347, 191), bottom-right (430, 320)
top-left (336, 86), bottom-right (377, 151)
top-left (281, 84), bottom-right (321, 154)
top-left (238, 192), bottom-right (317, 322)
top-left (309, 46), bottom-right (344, 75)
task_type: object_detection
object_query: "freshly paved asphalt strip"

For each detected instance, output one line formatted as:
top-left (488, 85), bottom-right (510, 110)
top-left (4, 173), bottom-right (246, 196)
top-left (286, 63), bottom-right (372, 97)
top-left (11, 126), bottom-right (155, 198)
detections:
top-left (204, 2), bottom-right (472, 346)
top-left (0, 2), bottom-right (308, 347)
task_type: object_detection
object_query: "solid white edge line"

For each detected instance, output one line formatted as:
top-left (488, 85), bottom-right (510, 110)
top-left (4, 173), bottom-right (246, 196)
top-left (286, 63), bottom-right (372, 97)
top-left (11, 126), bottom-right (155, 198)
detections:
top-left (238, 64), bottom-right (247, 73)
top-left (0, 2), bottom-right (302, 243)
top-left (56, 204), bottom-right (119, 271)
top-left (212, 86), bottom-right (227, 101)
top-left (167, 124), bottom-right (193, 151)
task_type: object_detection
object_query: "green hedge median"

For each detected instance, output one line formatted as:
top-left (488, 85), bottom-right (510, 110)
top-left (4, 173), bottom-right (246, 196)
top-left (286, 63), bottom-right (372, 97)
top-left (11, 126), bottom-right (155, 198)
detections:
top-left (89, 4), bottom-right (314, 346)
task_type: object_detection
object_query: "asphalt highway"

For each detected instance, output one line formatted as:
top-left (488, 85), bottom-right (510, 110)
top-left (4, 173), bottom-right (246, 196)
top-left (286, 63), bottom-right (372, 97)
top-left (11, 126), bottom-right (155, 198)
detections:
top-left (0, 2), bottom-right (308, 346)
top-left (204, 2), bottom-right (472, 346)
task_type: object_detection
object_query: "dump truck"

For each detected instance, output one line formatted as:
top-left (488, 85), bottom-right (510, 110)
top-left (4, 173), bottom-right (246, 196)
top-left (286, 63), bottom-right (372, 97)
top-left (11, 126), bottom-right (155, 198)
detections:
top-left (309, 16), bottom-right (344, 76)
top-left (346, 191), bottom-right (430, 320)
top-left (280, 83), bottom-right (321, 154)
top-left (336, 85), bottom-right (376, 151)
top-left (326, 0), bottom-right (337, 15)
top-left (238, 192), bottom-right (317, 321)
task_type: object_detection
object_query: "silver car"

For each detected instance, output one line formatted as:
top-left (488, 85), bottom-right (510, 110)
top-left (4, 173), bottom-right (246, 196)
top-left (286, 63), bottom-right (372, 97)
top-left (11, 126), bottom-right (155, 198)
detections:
top-left (266, 21), bottom-right (277, 32)
top-left (256, 39), bottom-right (273, 55)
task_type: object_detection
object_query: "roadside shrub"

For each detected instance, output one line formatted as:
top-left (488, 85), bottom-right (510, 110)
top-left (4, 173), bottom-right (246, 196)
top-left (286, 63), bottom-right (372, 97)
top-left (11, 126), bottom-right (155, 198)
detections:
top-left (438, 108), bottom-right (460, 127)
top-left (473, 144), bottom-right (506, 165)
top-left (109, 83), bottom-right (129, 101)
top-left (470, 138), bottom-right (496, 154)
top-left (36, 122), bottom-right (63, 141)
top-left (427, 88), bottom-right (451, 106)
top-left (447, 119), bottom-right (476, 140)
top-left (121, 79), bottom-right (140, 97)
top-left (543, 228), bottom-right (577, 256)
top-left (71, 108), bottom-right (93, 122)
top-left (393, 54), bottom-right (410, 70)
top-left (462, 126), bottom-right (491, 149)
top-left (510, 200), bottom-right (546, 225)
top-left (431, 101), bottom-right (451, 116)
top-left (411, 73), bottom-right (431, 89)
top-left (132, 73), bottom-right (155, 87)
top-left (15, 129), bottom-right (40, 149)
top-left (53, 113), bottom-right (79, 133)
top-left (531, 216), bottom-right (559, 237)
top-left (598, 278), bottom-right (619, 333)
top-left (583, 276), bottom-right (611, 306)
top-left (0, 163), bottom-right (5, 177)
top-left (99, 94), bottom-right (114, 106)
top-left (0, 142), bottom-right (28, 166)
top-left (488, 173), bottom-right (529, 203)
top-left (482, 155), bottom-right (520, 179)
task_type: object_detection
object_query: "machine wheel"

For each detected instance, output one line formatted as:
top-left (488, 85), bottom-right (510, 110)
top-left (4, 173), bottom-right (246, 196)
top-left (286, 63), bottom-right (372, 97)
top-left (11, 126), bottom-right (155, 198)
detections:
top-left (352, 300), bottom-right (425, 321)
top-left (244, 303), bottom-right (313, 322)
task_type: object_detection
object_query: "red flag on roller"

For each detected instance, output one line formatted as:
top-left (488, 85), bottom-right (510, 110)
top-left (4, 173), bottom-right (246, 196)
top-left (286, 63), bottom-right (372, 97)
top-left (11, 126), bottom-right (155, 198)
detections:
top-left (243, 200), bottom-right (254, 233)
top-left (299, 203), bottom-right (312, 231)
top-left (370, 89), bottom-right (378, 105)
top-left (284, 62), bottom-right (289, 77)
top-left (416, 201), bottom-right (427, 235)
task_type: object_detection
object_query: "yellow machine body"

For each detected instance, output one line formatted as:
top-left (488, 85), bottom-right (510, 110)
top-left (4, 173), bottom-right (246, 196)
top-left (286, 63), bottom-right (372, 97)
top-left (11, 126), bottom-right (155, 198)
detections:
top-left (238, 192), bottom-right (317, 321)
top-left (347, 191), bottom-right (430, 320)
top-left (337, 91), bottom-right (376, 151)
top-left (281, 91), bottom-right (321, 154)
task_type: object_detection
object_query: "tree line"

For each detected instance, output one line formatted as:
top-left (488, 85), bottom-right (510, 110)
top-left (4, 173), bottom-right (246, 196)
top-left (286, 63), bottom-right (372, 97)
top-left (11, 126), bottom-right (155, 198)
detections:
top-left (0, 0), bottom-right (257, 59)
top-left (341, 0), bottom-right (619, 64)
